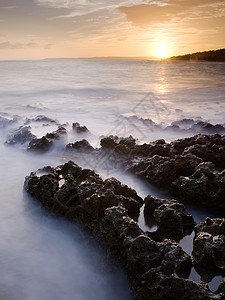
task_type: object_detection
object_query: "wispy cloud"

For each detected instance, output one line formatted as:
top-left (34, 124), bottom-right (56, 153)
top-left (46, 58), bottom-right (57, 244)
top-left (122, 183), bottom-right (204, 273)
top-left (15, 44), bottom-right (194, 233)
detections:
top-left (36, 0), bottom-right (146, 18)
top-left (0, 40), bottom-right (47, 49)
top-left (0, 6), bottom-right (16, 9)
top-left (0, 32), bottom-right (10, 37)
top-left (118, 0), bottom-right (225, 27)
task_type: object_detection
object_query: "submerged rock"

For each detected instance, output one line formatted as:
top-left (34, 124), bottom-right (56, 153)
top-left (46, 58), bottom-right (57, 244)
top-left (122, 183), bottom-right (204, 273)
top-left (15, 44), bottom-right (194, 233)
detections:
top-left (24, 161), bottom-right (224, 299)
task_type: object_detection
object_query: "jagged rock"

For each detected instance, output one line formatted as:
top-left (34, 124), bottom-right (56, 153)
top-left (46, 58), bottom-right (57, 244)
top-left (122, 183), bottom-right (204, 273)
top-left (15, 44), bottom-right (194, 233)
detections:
top-left (66, 139), bottom-right (94, 153)
top-left (131, 155), bottom-right (176, 188)
top-left (195, 218), bottom-right (225, 236)
top-left (24, 162), bottom-right (224, 300)
top-left (27, 136), bottom-right (53, 152)
top-left (30, 115), bottom-right (57, 124)
top-left (172, 163), bottom-right (225, 208)
top-left (72, 122), bottom-right (89, 133)
top-left (100, 135), bottom-right (136, 156)
top-left (138, 272), bottom-right (221, 300)
top-left (192, 218), bottom-right (225, 282)
top-left (5, 126), bottom-right (36, 145)
top-left (191, 121), bottom-right (225, 135)
top-left (25, 161), bottom-right (143, 228)
top-left (171, 134), bottom-right (211, 154)
top-left (183, 144), bottom-right (214, 162)
top-left (175, 153), bottom-right (203, 176)
top-left (172, 118), bottom-right (195, 128)
top-left (144, 196), bottom-right (195, 241)
top-left (46, 126), bottom-right (67, 140)
top-left (193, 232), bottom-right (225, 282)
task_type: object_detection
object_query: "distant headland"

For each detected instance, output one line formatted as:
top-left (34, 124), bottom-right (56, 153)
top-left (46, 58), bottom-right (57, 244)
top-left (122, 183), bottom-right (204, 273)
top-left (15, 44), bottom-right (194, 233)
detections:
top-left (169, 48), bottom-right (225, 62)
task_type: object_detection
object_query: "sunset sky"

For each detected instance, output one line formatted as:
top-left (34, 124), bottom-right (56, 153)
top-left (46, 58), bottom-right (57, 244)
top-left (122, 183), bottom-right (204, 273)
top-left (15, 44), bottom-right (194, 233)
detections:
top-left (0, 0), bottom-right (225, 60)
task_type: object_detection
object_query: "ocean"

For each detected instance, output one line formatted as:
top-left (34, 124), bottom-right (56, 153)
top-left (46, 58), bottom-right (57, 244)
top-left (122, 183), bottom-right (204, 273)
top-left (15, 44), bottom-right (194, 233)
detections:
top-left (0, 59), bottom-right (225, 299)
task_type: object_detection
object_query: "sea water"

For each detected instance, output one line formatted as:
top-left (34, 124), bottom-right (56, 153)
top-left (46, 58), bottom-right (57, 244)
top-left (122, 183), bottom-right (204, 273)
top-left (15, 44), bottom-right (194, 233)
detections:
top-left (0, 59), bottom-right (225, 299)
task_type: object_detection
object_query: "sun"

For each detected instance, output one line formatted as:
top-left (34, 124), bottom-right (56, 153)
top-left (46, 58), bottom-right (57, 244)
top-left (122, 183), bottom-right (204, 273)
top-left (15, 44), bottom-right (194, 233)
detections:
top-left (154, 42), bottom-right (170, 59)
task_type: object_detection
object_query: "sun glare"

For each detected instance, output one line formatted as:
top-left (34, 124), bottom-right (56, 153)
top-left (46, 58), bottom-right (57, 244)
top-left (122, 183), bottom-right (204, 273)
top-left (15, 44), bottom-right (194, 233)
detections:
top-left (154, 42), bottom-right (170, 59)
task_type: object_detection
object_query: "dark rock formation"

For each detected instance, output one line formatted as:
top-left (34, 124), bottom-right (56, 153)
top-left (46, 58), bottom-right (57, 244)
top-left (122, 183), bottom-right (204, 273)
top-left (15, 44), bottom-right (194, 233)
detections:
top-left (46, 126), bottom-right (67, 140)
top-left (100, 135), bottom-right (136, 156)
top-left (72, 122), bottom-right (89, 133)
top-left (66, 139), bottom-right (94, 153)
top-left (25, 161), bottom-right (143, 227)
top-left (193, 218), bottom-right (225, 282)
top-left (172, 162), bottom-right (225, 208)
top-left (144, 196), bottom-right (195, 241)
top-left (27, 136), bottom-right (53, 152)
top-left (25, 115), bottom-right (58, 125)
top-left (24, 161), bottom-right (224, 299)
top-left (63, 133), bottom-right (225, 209)
top-left (130, 155), bottom-right (176, 188)
top-left (5, 126), bottom-right (36, 145)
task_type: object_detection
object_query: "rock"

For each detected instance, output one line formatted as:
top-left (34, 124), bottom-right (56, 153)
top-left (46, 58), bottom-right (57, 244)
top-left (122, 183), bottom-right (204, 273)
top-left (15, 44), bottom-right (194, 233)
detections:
top-left (46, 126), bottom-right (67, 140)
top-left (25, 161), bottom-right (143, 228)
top-left (27, 136), bottom-right (53, 152)
top-left (172, 118), bottom-right (195, 128)
top-left (144, 196), bottom-right (195, 241)
top-left (192, 218), bottom-right (225, 282)
top-left (24, 161), bottom-right (224, 300)
top-left (100, 135), bottom-right (136, 156)
top-left (172, 163), bottom-right (225, 208)
top-left (175, 153), bottom-right (203, 177)
top-left (183, 144), bottom-right (214, 162)
top-left (193, 232), bottom-right (225, 282)
top-left (131, 155), bottom-right (176, 188)
top-left (72, 122), bottom-right (89, 133)
top-left (5, 126), bottom-right (36, 145)
top-left (191, 121), bottom-right (225, 135)
top-left (171, 134), bottom-right (211, 154)
top-left (31, 115), bottom-right (57, 124)
top-left (139, 272), bottom-right (221, 300)
top-left (66, 139), bottom-right (94, 153)
top-left (152, 139), bottom-right (166, 145)
top-left (195, 217), bottom-right (225, 236)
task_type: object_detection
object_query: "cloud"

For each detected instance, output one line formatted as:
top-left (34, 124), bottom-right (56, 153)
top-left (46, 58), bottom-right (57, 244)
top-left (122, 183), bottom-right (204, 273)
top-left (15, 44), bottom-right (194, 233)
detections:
top-left (0, 6), bottom-right (16, 9)
top-left (0, 32), bottom-right (10, 37)
top-left (118, 0), bottom-right (225, 27)
top-left (0, 41), bottom-right (41, 49)
top-left (36, 0), bottom-right (146, 18)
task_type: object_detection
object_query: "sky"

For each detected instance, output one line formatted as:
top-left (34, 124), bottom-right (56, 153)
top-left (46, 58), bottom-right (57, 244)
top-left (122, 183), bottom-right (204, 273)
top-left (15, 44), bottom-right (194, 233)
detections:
top-left (0, 0), bottom-right (225, 60)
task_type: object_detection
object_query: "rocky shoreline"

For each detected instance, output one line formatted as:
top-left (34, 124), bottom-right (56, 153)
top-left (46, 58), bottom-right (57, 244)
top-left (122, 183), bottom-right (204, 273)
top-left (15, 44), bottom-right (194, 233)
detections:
top-left (2, 113), bottom-right (225, 299)
top-left (25, 160), bottom-right (225, 299)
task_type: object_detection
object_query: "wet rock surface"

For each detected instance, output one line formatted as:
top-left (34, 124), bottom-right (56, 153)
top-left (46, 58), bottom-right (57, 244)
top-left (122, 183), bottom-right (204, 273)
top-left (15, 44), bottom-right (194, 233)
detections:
top-left (24, 161), bottom-right (224, 299)
top-left (94, 133), bottom-right (225, 209)
top-left (144, 196), bottom-right (195, 241)
top-left (193, 218), bottom-right (225, 283)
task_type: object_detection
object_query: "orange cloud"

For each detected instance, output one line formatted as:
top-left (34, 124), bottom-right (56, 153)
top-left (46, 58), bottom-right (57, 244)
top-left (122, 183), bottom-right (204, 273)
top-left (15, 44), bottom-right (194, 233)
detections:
top-left (118, 0), bottom-right (225, 27)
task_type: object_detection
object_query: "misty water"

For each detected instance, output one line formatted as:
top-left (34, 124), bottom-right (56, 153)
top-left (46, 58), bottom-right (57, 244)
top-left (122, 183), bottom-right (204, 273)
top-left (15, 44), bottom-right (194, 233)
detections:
top-left (0, 59), bottom-right (225, 299)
